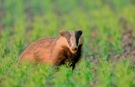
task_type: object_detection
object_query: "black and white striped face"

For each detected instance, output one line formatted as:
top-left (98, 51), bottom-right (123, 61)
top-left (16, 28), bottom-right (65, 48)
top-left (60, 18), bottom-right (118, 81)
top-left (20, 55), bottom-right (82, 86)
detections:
top-left (60, 30), bottom-right (84, 53)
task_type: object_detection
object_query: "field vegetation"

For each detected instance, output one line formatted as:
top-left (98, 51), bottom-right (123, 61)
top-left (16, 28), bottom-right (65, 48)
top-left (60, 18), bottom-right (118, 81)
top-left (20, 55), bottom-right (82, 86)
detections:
top-left (0, 0), bottom-right (135, 87)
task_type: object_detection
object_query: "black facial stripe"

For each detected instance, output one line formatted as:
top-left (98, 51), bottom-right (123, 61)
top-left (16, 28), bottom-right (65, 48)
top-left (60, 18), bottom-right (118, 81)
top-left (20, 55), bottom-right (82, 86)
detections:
top-left (75, 31), bottom-right (81, 46)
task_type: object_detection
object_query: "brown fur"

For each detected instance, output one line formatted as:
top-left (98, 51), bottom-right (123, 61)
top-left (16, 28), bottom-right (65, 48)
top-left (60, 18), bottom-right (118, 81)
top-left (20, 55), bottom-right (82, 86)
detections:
top-left (18, 31), bottom-right (83, 70)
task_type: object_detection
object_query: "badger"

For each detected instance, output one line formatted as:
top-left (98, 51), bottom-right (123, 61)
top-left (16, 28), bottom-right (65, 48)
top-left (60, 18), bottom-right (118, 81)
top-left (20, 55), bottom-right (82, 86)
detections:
top-left (18, 30), bottom-right (84, 70)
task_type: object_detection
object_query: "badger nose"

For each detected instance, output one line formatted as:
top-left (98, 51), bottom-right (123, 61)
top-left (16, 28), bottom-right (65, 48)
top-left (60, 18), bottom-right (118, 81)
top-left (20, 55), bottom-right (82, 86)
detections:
top-left (72, 47), bottom-right (78, 51)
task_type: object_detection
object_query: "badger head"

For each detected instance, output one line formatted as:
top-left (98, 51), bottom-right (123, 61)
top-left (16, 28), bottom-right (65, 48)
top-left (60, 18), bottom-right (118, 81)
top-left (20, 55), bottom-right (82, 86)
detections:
top-left (60, 30), bottom-right (84, 53)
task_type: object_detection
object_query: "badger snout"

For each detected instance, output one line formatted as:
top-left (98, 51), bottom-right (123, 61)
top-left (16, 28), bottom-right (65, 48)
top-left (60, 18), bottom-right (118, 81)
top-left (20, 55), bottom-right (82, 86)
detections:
top-left (72, 47), bottom-right (78, 51)
top-left (71, 46), bottom-right (78, 53)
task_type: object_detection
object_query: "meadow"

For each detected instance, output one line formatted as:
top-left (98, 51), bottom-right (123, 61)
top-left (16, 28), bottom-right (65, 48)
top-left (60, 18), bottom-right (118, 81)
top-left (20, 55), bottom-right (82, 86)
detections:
top-left (0, 0), bottom-right (135, 87)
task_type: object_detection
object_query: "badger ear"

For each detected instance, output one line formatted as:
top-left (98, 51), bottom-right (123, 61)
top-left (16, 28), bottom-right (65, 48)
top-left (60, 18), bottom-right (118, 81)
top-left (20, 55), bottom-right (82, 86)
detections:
top-left (77, 30), bottom-right (82, 36)
top-left (60, 30), bottom-right (66, 36)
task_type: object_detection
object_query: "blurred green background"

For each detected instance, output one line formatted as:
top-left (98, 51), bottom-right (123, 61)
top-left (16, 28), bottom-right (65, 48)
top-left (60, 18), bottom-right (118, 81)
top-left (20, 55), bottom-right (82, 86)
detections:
top-left (0, 0), bottom-right (135, 87)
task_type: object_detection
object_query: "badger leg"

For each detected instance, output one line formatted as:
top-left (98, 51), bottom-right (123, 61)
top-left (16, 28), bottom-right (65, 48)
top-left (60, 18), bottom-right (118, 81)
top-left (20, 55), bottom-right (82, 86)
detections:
top-left (72, 64), bottom-right (75, 70)
top-left (70, 62), bottom-right (76, 70)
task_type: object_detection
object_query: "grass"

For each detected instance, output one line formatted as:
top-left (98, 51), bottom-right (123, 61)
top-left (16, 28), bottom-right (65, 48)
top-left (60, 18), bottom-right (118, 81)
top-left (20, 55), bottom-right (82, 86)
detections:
top-left (0, 0), bottom-right (135, 87)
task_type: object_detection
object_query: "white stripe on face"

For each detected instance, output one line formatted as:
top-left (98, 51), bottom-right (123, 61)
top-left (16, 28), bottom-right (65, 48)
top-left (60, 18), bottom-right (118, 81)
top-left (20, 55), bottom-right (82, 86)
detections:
top-left (70, 32), bottom-right (77, 49)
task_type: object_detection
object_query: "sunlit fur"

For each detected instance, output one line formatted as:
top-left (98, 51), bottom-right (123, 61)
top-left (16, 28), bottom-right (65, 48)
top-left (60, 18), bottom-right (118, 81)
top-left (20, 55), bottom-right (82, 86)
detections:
top-left (18, 30), bottom-right (84, 70)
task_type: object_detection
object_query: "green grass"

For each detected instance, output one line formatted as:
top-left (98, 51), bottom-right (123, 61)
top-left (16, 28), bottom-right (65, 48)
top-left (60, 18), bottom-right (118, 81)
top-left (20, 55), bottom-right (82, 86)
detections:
top-left (0, 0), bottom-right (135, 87)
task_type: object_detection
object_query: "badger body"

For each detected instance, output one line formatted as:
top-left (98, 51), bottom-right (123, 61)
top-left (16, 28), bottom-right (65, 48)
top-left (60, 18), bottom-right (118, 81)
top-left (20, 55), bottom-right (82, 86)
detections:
top-left (18, 30), bottom-right (84, 70)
